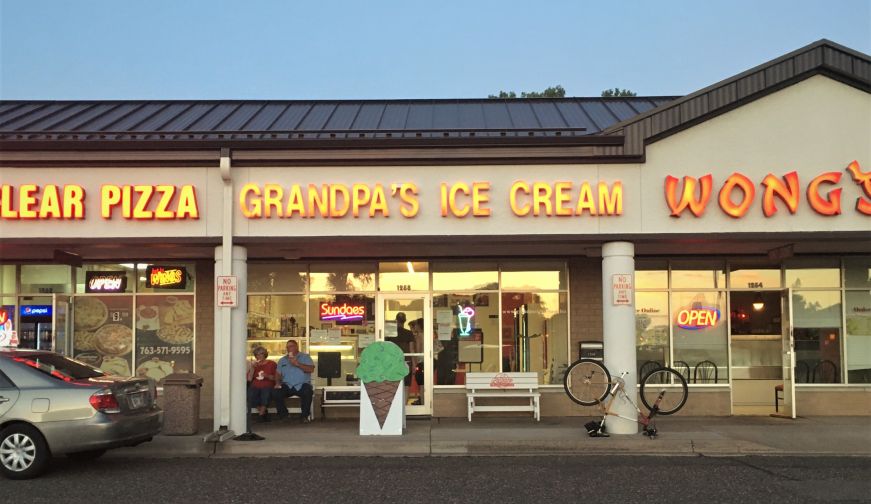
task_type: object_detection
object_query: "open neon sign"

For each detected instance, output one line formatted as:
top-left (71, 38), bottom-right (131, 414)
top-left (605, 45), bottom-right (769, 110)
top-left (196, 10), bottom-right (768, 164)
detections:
top-left (676, 306), bottom-right (721, 330)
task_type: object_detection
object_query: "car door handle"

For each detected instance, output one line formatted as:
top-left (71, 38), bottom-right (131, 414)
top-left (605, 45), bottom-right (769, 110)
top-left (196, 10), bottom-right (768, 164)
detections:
top-left (0, 397), bottom-right (9, 403)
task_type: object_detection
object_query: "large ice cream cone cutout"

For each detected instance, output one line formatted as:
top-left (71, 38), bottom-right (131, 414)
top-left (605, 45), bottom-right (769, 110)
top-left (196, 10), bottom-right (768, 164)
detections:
top-left (357, 341), bottom-right (409, 430)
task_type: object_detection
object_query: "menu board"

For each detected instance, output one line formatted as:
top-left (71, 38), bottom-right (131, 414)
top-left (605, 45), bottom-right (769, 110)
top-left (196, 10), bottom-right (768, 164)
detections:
top-left (134, 295), bottom-right (194, 382)
top-left (74, 295), bottom-right (134, 376)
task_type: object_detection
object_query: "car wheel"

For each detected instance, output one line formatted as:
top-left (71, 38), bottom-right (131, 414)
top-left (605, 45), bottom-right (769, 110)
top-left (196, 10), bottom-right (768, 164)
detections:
top-left (0, 424), bottom-right (50, 480)
top-left (67, 449), bottom-right (107, 461)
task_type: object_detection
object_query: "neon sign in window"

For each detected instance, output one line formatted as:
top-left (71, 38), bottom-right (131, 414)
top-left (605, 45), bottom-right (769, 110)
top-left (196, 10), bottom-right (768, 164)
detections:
top-left (457, 305), bottom-right (475, 336)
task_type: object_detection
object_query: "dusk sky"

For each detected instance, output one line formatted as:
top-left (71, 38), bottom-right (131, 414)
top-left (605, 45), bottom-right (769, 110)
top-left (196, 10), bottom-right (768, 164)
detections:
top-left (1, 0), bottom-right (869, 100)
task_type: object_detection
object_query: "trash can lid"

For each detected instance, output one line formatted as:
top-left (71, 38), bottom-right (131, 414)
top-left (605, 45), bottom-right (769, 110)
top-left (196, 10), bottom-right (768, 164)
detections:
top-left (163, 373), bottom-right (203, 386)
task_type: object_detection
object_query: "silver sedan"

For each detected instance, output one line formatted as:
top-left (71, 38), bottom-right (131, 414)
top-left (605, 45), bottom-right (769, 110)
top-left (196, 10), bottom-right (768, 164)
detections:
top-left (0, 349), bottom-right (162, 479)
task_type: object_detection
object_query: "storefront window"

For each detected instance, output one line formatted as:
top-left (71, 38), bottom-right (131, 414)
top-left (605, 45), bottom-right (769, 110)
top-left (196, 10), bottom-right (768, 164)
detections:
top-left (785, 260), bottom-right (840, 288)
top-left (247, 294), bottom-right (307, 361)
top-left (500, 261), bottom-right (566, 291)
top-left (309, 263), bottom-right (375, 292)
top-left (0, 296), bottom-right (16, 347)
top-left (0, 265), bottom-right (15, 294)
top-left (307, 294), bottom-right (374, 387)
top-left (378, 262), bottom-right (429, 292)
top-left (136, 263), bottom-right (195, 293)
top-left (843, 257), bottom-right (871, 289)
top-left (72, 295), bottom-right (134, 376)
top-left (635, 260), bottom-right (668, 290)
top-left (729, 266), bottom-right (782, 290)
top-left (671, 291), bottom-right (728, 383)
top-left (248, 263), bottom-right (306, 293)
top-left (432, 262), bottom-right (498, 291)
top-left (75, 264), bottom-right (136, 294)
top-left (20, 265), bottom-right (71, 294)
top-left (845, 291), bottom-right (871, 384)
top-left (134, 294), bottom-right (195, 380)
top-left (636, 291), bottom-right (669, 372)
top-left (499, 292), bottom-right (568, 384)
top-left (670, 261), bottom-right (726, 289)
top-left (433, 293), bottom-right (500, 382)
top-left (792, 290), bottom-right (842, 383)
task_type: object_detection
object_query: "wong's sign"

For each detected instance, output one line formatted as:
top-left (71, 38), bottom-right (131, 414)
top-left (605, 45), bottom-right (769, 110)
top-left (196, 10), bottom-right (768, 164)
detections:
top-left (665, 161), bottom-right (871, 218)
top-left (676, 306), bottom-right (721, 330)
top-left (319, 302), bottom-right (365, 324)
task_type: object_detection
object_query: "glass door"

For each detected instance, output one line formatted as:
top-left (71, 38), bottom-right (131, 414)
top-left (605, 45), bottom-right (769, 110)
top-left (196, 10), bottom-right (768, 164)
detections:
top-left (376, 294), bottom-right (432, 416)
top-left (777, 289), bottom-right (797, 419)
top-left (53, 294), bottom-right (71, 355)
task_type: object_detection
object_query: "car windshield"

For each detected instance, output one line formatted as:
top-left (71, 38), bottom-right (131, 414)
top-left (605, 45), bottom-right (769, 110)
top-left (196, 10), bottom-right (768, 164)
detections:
top-left (13, 353), bottom-right (106, 381)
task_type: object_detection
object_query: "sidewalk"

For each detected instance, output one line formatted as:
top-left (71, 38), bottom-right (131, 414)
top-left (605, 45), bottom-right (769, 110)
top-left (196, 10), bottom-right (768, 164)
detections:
top-left (107, 415), bottom-right (871, 459)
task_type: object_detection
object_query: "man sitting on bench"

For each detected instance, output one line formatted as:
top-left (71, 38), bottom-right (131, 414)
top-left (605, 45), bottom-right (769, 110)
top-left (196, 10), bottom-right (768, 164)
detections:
top-left (274, 340), bottom-right (315, 423)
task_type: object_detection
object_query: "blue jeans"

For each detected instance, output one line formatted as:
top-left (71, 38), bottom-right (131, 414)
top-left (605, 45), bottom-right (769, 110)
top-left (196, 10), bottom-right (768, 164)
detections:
top-left (274, 382), bottom-right (313, 419)
top-left (247, 386), bottom-right (273, 409)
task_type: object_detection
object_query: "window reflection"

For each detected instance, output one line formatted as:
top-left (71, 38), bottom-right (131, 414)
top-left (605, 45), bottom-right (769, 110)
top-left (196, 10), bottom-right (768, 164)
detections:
top-left (248, 263), bottom-right (306, 293)
top-left (845, 291), bottom-right (871, 384)
top-left (432, 262), bottom-right (498, 291)
top-left (844, 257), bottom-right (871, 288)
top-left (500, 292), bottom-right (568, 384)
top-left (433, 294), bottom-right (500, 382)
top-left (793, 290), bottom-right (842, 383)
top-left (310, 263), bottom-right (375, 292)
top-left (378, 262), bottom-right (429, 291)
top-left (636, 291), bottom-right (670, 373)
top-left (785, 262), bottom-right (840, 288)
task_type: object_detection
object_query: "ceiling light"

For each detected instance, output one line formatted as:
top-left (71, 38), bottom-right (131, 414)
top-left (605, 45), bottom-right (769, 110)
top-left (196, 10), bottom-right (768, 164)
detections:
top-left (752, 292), bottom-right (765, 311)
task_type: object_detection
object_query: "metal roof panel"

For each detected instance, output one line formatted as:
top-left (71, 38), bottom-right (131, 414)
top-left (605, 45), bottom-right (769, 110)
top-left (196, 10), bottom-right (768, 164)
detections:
top-left (270, 104), bottom-right (312, 131)
top-left (555, 102), bottom-right (598, 132)
top-left (214, 103), bottom-right (263, 131)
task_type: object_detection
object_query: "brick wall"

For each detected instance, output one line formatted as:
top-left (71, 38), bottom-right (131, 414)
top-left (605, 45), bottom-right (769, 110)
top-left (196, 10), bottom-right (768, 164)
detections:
top-left (195, 260), bottom-right (214, 419)
top-left (568, 258), bottom-right (603, 359)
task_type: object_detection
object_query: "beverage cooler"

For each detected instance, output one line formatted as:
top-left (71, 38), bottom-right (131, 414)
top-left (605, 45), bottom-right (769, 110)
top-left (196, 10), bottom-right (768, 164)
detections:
top-left (15, 295), bottom-right (70, 353)
top-left (18, 305), bottom-right (53, 351)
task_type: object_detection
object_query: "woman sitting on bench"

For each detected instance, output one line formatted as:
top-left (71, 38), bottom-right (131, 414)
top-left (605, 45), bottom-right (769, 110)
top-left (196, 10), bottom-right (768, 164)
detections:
top-left (246, 346), bottom-right (278, 422)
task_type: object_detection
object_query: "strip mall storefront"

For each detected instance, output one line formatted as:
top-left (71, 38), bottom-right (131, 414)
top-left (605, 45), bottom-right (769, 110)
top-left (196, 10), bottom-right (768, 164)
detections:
top-left (1, 41), bottom-right (869, 435)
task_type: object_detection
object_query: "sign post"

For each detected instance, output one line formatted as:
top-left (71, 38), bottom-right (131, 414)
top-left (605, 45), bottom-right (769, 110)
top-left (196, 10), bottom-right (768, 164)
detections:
top-left (216, 276), bottom-right (238, 308)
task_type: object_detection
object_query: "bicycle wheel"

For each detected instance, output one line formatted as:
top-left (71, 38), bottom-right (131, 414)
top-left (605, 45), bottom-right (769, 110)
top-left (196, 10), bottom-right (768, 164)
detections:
top-left (563, 359), bottom-right (611, 406)
top-left (640, 367), bottom-right (688, 415)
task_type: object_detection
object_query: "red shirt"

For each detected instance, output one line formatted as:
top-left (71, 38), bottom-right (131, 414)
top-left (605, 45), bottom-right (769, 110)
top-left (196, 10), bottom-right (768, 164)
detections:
top-left (251, 360), bottom-right (277, 389)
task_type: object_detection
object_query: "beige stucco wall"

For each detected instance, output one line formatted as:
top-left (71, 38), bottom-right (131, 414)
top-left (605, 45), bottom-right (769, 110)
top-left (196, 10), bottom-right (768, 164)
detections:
top-left (640, 75), bottom-right (871, 235)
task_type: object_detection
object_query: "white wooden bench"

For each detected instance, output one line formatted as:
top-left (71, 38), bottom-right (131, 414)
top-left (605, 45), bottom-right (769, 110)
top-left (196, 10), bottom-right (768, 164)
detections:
top-left (320, 385), bottom-right (360, 420)
top-left (465, 372), bottom-right (540, 421)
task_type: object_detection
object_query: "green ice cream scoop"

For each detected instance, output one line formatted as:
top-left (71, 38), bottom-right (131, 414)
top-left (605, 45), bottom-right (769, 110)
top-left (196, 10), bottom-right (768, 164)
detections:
top-left (356, 341), bottom-right (409, 383)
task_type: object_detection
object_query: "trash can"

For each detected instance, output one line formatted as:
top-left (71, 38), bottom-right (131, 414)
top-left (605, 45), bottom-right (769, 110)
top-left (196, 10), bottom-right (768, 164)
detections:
top-left (161, 373), bottom-right (203, 436)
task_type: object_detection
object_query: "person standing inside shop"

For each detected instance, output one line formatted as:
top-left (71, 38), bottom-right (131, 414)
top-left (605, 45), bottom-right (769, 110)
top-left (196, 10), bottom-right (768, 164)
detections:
top-left (247, 346), bottom-right (277, 422)
top-left (274, 340), bottom-right (315, 423)
top-left (387, 312), bottom-right (415, 387)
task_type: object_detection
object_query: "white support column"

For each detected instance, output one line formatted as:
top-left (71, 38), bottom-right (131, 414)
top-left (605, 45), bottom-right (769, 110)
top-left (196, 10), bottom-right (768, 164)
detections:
top-left (601, 241), bottom-right (637, 435)
top-left (214, 245), bottom-right (248, 435)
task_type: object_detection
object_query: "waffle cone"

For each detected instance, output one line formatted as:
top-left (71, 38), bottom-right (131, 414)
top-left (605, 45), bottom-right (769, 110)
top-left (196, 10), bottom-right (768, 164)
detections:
top-left (364, 380), bottom-right (400, 429)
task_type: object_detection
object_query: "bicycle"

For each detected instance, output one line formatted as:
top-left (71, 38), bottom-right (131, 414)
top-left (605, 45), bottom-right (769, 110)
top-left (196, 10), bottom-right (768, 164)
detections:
top-left (562, 359), bottom-right (689, 438)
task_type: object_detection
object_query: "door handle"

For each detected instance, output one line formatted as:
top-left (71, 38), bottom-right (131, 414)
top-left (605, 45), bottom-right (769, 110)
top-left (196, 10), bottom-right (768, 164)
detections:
top-left (0, 397), bottom-right (9, 403)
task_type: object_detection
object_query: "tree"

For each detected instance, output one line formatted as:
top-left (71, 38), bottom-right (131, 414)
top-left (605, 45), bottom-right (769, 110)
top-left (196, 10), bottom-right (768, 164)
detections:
top-left (488, 85), bottom-right (566, 99)
top-left (601, 88), bottom-right (637, 97)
